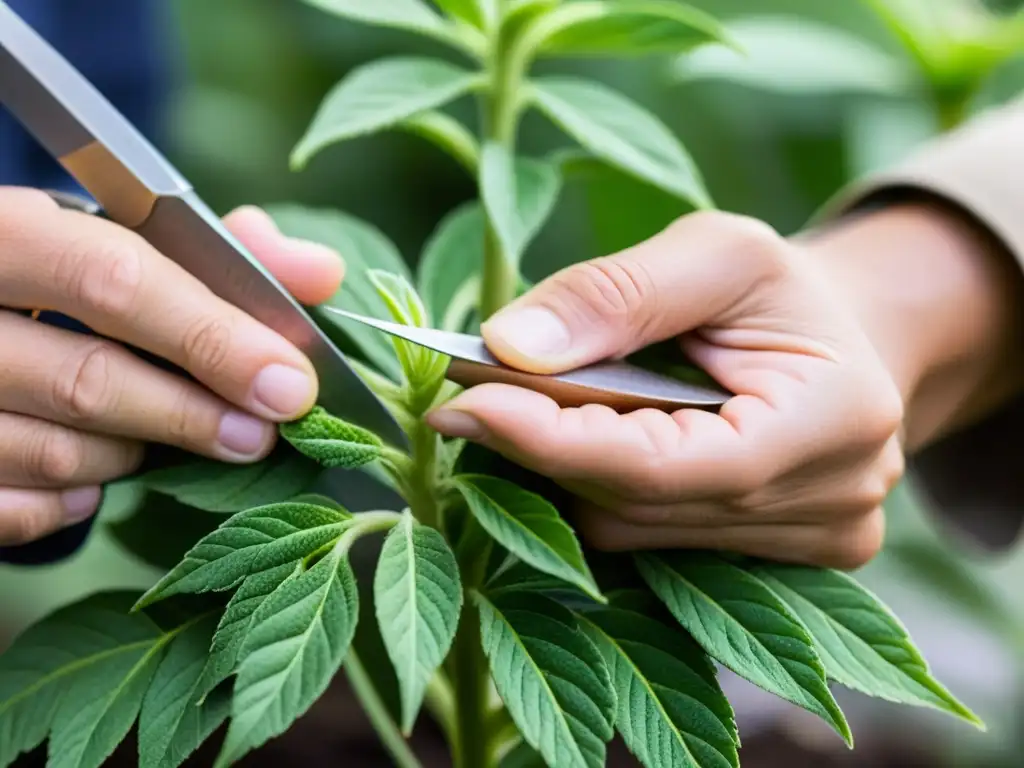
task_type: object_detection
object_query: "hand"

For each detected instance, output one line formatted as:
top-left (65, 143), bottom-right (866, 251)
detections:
top-left (427, 210), bottom-right (911, 569)
top-left (0, 187), bottom-right (343, 545)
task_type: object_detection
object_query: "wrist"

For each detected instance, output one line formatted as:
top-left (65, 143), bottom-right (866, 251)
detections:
top-left (803, 199), bottom-right (1024, 452)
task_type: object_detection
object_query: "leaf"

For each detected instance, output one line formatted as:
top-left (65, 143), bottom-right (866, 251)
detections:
top-left (214, 547), bottom-right (360, 766)
top-left (135, 502), bottom-right (352, 609)
top-left (292, 57), bottom-right (485, 169)
top-left (417, 201), bottom-right (485, 327)
top-left (267, 204), bottom-right (409, 380)
top-left (140, 447), bottom-right (320, 514)
top-left (676, 16), bottom-right (910, 96)
top-left (434, 0), bottom-right (492, 29)
top-left (522, 0), bottom-right (728, 59)
top-left (374, 513), bottom-right (462, 734)
top-left (755, 563), bottom-right (982, 727)
top-left (398, 111), bottom-right (480, 171)
top-left (280, 405), bottom-right (383, 469)
top-left (138, 616), bottom-right (230, 768)
top-left (636, 553), bottom-right (851, 744)
top-left (300, 0), bottom-right (478, 51)
top-left (480, 144), bottom-right (562, 268)
top-left (454, 475), bottom-right (603, 602)
top-left (530, 76), bottom-right (711, 208)
top-left (476, 592), bottom-right (616, 768)
top-left (195, 562), bottom-right (303, 703)
top-left (107, 494), bottom-right (225, 571)
top-left (0, 593), bottom-right (162, 768)
top-left (580, 606), bottom-right (738, 768)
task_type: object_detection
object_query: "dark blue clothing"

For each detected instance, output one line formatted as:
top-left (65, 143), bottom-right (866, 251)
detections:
top-left (0, 0), bottom-right (173, 191)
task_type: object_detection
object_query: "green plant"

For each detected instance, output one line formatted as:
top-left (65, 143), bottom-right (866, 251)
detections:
top-left (0, 2), bottom-right (985, 767)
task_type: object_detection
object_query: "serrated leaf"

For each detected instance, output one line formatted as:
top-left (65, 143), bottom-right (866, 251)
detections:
top-left (480, 144), bottom-right (562, 268)
top-left (417, 201), bottom-right (485, 328)
top-left (523, 0), bottom-right (727, 59)
top-left (301, 0), bottom-right (477, 51)
top-left (374, 513), bottom-right (462, 734)
top-left (454, 475), bottom-right (603, 602)
top-left (268, 204), bottom-right (409, 380)
top-left (636, 553), bottom-right (851, 744)
top-left (580, 607), bottom-right (738, 768)
top-left (530, 76), bottom-right (711, 208)
top-left (108, 494), bottom-right (225, 571)
top-left (0, 593), bottom-right (161, 768)
top-left (476, 592), bottom-right (616, 768)
top-left (398, 111), bottom-right (480, 171)
top-left (280, 405), bottom-right (383, 469)
top-left (135, 502), bottom-right (352, 609)
top-left (138, 616), bottom-right (230, 768)
top-left (755, 563), bottom-right (982, 727)
top-left (195, 562), bottom-right (303, 703)
top-left (292, 57), bottom-right (485, 169)
top-left (676, 16), bottom-right (910, 96)
top-left (140, 447), bottom-right (319, 514)
top-left (214, 548), bottom-right (360, 766)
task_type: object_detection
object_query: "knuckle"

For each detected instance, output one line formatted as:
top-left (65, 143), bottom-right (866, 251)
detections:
top-left (677, 211), bottom-right (790, 280)
top-left (24, 427), bottom-right (84, 485)
top-left (554, 256), bottom-right (658, 328)
top-left (52, 342), bottom-right (120, 422)
top-left (181, 315), bottom-right (233, 375)
top-left (53, 236), bottom-right (144, 318)
top-left (164, 385), bottom-right (208, 447)
top-left (6, 509), bottom-right (52, 546)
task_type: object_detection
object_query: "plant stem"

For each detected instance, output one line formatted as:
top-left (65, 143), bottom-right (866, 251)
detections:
top-left (407, 419), bottom-right (441, 529)
top-left (346, 650), bottom-right (423, 768)
top-left (450, 603), bottom-right (494, 768)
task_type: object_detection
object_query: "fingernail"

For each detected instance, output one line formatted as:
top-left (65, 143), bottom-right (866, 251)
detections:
top-left (485, 307), bottom-right (571, 359)
top-left (251, 364), bottom-right (316, 418)
top-left (427, 409), bottom-right (485, 440)
top-left (61, 486), bottom-right (102, 523)
top-left (218, 411), bottom-right (272, 458)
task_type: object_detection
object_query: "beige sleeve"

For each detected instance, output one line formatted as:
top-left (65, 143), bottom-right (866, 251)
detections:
top-left (815, 96), bottom-right (1024, 555)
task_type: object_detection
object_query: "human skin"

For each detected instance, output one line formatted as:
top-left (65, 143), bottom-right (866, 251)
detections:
top-left (427, 201), bottom-right (1024, 569)
top-left (0, 187), bottom-right (344, 545)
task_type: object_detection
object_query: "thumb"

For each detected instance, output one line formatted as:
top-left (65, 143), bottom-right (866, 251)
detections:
top-left (481, 211), bottom-right (786, 374)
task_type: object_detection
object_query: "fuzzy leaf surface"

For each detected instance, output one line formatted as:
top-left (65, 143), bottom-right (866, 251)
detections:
top-left (455, 475), bottom-right (602, 602)
top-left (215, 548), bottom-right (360, 766)
top-left (756, 563), bottom-right (981, 726)
top-left (531, 76), bottom-right (711, 207)
top-left (280, 406), bottom-right (383, 469)
top-left (480, 143), bottom-right (562, 268)
top-left (476, 592), bottom-right (616, 768)
top-left (581, 606), bottom-right (738, 768)
top-left (636, 553), bottom-right (851, 744)
top-left (292, 57), bottom-right (484, 169)
top-left (374, 513), bottom-right (462, 733)
top-left (136, 503), bottom-right (352, 609)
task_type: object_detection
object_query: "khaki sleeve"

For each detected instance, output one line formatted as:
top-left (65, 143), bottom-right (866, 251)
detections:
top-left (815, 96), bottom-right (1024, 555)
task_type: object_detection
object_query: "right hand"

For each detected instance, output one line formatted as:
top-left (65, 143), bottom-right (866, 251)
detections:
top-left (0, 187), bottom-right (344, 546)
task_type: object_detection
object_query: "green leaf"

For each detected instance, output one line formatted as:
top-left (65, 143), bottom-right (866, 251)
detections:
top-left (755, 563), bottom-right (982, 727)
top-left (480, 144), bottom-right (562, 268)
top-left (138, 616), bottom-right (230, 768)
top-left (398, 111), bottom-right (480, 171)
top-left (580, 606), bottom-right (738, 768)
top-left (374, 512), bottom-right (463, 734)
top-left (417, 201), bottom-right (485, 328)
top-left (636, 553), bottom-right (851, 744)
top-left (214, 547), bottom-right (360, 766)
top-left (292, 57), bottom-right (485, 169)
top-left (268, 204), bottom-right (409, 380)
top-left (107, 494), bottom-right (225, 571)
top-left (195, 562), bottom-right (303, 703)
top-left (521, 0), bottom-right (728, 59)
top-left (135, 502), bottom-right (352, 609)
top-left (0, 593), bottom-right (162, 768)
top-left (454, 475), bottom-right (603, 603)
top-left (476, 592), bottom-right (616, 768)
top-left (530, 76), bottom-right (711, 208)
top-left (280, 405), bottom-right (383, 469)
top-left (500, 741), bottom-right (546, 768)
top-left (140, 447), bottom-right (319, 514)
top-left (434, 0), bottom-right (492, 29)
top-left (300, 0), bottom-right (480, 52)
top-left (676, 16), bottom-right (910, 96)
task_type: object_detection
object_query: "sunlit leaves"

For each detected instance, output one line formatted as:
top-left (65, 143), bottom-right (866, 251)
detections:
top-left (280, 406), bottom-right (383, 469)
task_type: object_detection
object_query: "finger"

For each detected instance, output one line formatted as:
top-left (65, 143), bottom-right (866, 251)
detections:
top-left (575, 503), bottom-right (886, 570)
top-left (0, 486), bottom-right (102, 546)
top-left (223, 206), bottom-right (344, 306)
top-left (0, 311), bottom-right (276, 462)
top-left (478, 210), bottom-right (799, 374)
top-left (0, 188), bottom-right (321, 421)
top-left (0, 411), bottom-right (143, 488)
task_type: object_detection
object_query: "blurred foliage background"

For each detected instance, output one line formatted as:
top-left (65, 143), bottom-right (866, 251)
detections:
top-left (4, 1), bottom-right (1024, 765)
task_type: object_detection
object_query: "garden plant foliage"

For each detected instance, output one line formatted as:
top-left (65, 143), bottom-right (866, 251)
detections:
top-left (0, 1), bottom-right (991, 767)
